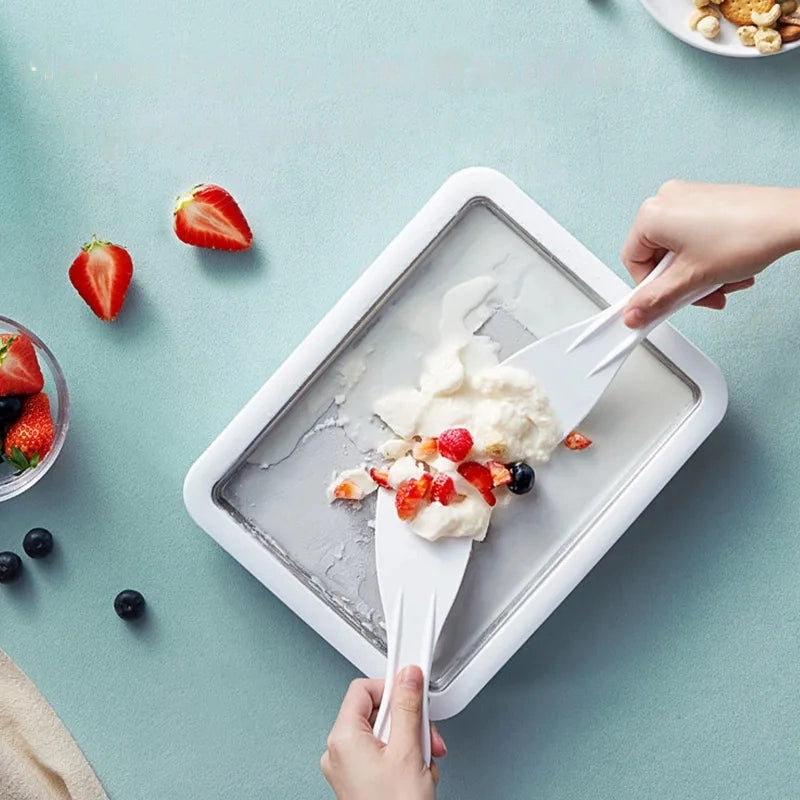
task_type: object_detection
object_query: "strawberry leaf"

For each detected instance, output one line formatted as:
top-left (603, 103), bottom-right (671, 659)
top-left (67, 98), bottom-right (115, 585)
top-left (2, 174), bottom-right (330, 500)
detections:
top-left (5, 446), bottom-right (34, 475)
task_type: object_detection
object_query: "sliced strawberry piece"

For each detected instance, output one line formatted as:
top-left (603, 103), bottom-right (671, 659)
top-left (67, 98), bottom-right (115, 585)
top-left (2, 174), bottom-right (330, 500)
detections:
top-left (412, 437), bottom-right (438, 461)
top-left (333, 480), bottom-right (365, 500)
top-left (431, 474), bottom-right (458, 506)
top-left (457, 461), bottom-right (493, 493)
top-left (68, 236), bottom-right (134, 321)
top-left (486, 460), bottom-right (512, 487)
top-left (437, 428), bottom-right (473, 462)
top-left (4, 392), bottom-right (54, 472)
top-left (0, 335), bottom-right (44, 397)
top-left (368, 467), bottom-right (391, 489)
top-left (395, 473), bottom-right (433, 521)
top-left (564, 431), bottom-right (593, 450)
top-left (173, 184), bottom-right (253, 251)
top-left (481, 490), bottom-right (497, 507)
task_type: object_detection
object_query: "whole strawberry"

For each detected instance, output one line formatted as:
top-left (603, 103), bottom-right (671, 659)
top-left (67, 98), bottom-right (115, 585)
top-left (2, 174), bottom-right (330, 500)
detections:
top-left (4, 393), bottom-right (54, 473)
top-left (69, 236), bottom-right (134, 322)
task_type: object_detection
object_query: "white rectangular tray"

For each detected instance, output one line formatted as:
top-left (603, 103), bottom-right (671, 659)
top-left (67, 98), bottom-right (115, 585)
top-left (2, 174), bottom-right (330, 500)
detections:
top-left (183, 168), bottom-right (727, 719)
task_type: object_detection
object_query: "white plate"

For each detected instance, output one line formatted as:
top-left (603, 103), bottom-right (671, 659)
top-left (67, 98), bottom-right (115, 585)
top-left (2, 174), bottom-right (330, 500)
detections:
top-left (640, 0), bottom-right (800, 57)
top-left (184, 168), bottom-right (728, 719)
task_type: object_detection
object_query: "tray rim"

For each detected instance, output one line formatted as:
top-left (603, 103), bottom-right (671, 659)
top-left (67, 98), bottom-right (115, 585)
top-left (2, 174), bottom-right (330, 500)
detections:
top-left (183, 167), bottom-right (728, 719)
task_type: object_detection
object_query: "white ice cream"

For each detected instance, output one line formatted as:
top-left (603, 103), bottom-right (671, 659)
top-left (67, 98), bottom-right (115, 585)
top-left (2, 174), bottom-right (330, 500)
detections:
top-left (326, 467), bottom-right (377, 502)
top-left (372, 276), bottom-right (561, 542)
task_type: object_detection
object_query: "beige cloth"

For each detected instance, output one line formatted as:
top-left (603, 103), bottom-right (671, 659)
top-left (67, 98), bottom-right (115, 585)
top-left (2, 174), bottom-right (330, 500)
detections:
top-left (0, 648), bottom-right (108, 800)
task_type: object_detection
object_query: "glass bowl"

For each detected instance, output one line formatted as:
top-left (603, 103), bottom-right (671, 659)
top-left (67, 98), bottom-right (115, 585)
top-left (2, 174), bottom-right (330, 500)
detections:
top-left (0, 316), bottom-right (70, 501)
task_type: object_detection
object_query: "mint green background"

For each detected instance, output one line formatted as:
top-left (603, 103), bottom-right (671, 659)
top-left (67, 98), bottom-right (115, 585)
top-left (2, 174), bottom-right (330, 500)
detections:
top-left (2, 2), bottom-right (799, 798)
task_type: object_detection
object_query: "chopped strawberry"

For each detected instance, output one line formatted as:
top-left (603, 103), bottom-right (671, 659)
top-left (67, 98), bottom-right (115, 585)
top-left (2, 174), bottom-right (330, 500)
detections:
top-left (481, 490), bottom-right (497, 507)
top-left (4, 393), bottom-right (54, 473)
top-left (333, 480), bottom-right (365, 500)
top-left (0, 335), bottom-right (44, 397)
top-left (368, 467), bottom-right (391, 489)
top-left (437, 428), bottom-right (473, 462)
top-left (564, 431), bottom-right (593, 450)
top-left (412, 437), bottom-right (438, 461)
top-left (457, 461), bottom-right (493, 493)
top-left (431, 474), bottom-right (458, 506)
top-left (395, 473), bottom-right (433, 521)
top-left (173, 184), bottom-right (253, 251)
top-left (68, 236), bottom-right (134, 321)
top-left (486, 460), bottom-right (512, 487)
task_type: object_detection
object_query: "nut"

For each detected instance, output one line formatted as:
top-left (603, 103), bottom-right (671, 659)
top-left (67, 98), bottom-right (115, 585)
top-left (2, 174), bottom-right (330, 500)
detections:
top-left (754, 25), bottom-right (783, 49)
top-left (694, 0), bottom-right (712, 7)
top-left (779, 21), bottom-right (800, 38)
top-left (697, 14), bottom-right (722, 35)
top-left (738, 23), bottom-right (759, 41)
top-left (780, 0), bottom-right (797, 12)
top-left (752, 3), bottom-right (782, 24)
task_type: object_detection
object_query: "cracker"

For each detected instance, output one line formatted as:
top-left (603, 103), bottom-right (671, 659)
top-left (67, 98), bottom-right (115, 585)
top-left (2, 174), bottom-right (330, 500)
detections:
top-left (719, 0), bottom-right (773, 25)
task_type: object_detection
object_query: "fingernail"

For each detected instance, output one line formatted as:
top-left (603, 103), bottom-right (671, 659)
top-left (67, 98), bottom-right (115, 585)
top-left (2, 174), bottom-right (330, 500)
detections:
top-left (624, 307), bottom-right (645, 328)
top-left (399, 665), bottom-right (423, 690)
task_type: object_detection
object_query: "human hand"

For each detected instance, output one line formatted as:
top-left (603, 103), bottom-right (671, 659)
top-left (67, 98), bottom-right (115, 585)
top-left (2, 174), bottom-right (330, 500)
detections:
top-left (321, 666), bottom-right (446, 800)
top-left (621, 181), bottom-right (800, 328)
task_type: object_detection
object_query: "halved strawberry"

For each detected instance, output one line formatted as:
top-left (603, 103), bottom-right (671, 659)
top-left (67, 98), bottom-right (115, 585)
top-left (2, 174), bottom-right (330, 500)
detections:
top-left (333, 480), bottom-right (365, 500)
top-left (457, 461), bottom-right (493, 493)
top-left (438, 428), bottom-right (473, 462)
top-left (486, 460), bottom-right (512, 487)
top-left (0, 335), bottom-right (44, 397)
top-left (564, 431), bottom-right (593, 450)
top-left (368, 467), bottom-right (391, 489)
top-left (431, 474), bottom-right (457, 506)
top-left (4, 392), bottom-right (54, 473)
top-left (68, 236), bottom-right (134, 321)
top-left (412, 437), bottom-right (438, 461)
top-left (173, 184), bottom-right (253, 251)
top-left (395, 473), bottom-right (433, 521)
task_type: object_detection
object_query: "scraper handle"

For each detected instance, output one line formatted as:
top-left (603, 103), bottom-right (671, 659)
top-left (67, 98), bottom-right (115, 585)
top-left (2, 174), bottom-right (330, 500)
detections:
top-left (372, 589), bottom-right (437, 767)
top-left (625, 252), bottom-right (724, 336)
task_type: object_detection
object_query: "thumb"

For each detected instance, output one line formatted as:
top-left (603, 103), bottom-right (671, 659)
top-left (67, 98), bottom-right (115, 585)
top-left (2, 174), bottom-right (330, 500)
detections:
top-left (623, 258), bottom-right (704, 329)
top-left (387, 665), bottom-right (425, 758)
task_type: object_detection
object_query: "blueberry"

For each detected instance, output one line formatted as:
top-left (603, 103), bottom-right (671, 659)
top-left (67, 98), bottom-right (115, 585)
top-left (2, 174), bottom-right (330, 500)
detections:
top-left (23, 527), bottom-right (54, 558)
top-left (0, 396), bottom-right (22, 424)
top-left (506, 462), bottom-right (535, 495)
top-left (114, 589), bottom-right (146, 620)
top-left (0, 551), bottom-right (23, 583)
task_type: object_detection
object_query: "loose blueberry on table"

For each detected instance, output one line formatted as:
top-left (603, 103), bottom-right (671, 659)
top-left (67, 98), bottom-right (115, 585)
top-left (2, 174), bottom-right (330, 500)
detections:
top-left (23, 527), bottom-right (54, 558)
top-left (114, 589), bottom-right (146, 620)
top-left (0, 551), bottom-right (23, 583)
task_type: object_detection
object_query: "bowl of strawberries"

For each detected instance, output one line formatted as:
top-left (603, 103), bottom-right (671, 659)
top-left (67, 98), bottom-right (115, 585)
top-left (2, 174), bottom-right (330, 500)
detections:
top-left (0, 317), bottom-right (69, 501)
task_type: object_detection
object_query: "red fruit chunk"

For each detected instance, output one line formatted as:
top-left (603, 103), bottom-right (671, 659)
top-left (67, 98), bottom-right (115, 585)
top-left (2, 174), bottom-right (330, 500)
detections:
top-left (437, 428), bottom-right (474, 462)
top-left (457, 461), bottom-right (493, 493)
top-left (0, 335), bottom-right (44, 397)
top-left (481, 490), bottom-right (497, 507)
top-left (173, 184), bottom-right (253, 251)
top-left (412, 437), bottom-right (438, 461)
top-left (4, 392), bottom-right (54, 472)
top-left (564, 431), bottom-right (593, 450)
top-left (395, 473), bottom-right (433, 521)
top-left (69, 236), bottom-right (134, 322)
top-left (333, 480), bottom-right (364, 500)
top-left (369, 467), bottom-right (391, 489)
top-left (431, 474), bottom-right (457, 506)
top-left (486, 460), bottom-right (512, 487)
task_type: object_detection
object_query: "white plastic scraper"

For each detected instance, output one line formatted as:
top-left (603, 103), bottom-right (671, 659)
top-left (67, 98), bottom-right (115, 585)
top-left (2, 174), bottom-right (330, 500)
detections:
top-left (501, 253), bottom-right (722, 436)
top-left (372, 253), bottom-right (717, 762)
top-left (372, 486), bottom-right (471, 766)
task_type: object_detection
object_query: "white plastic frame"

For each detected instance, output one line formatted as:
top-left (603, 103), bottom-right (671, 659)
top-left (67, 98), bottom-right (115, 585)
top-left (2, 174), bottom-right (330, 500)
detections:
top-left (184, 168), bottom-right (727, 719)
